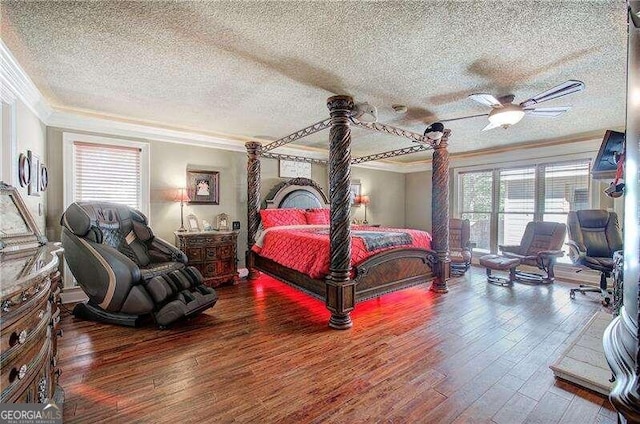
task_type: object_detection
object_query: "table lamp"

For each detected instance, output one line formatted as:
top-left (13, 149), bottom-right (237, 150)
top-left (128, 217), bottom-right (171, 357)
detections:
top-left (357, 194), bottom-right (371, 224)
top-left (175, 188), bottom-right (190, 232)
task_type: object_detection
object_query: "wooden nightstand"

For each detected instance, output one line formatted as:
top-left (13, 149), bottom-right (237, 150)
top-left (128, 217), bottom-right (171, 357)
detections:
top-left (174, 231), bottom-right (239, 287)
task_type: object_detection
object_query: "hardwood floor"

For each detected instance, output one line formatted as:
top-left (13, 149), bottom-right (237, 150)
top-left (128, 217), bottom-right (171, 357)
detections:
top-left (58, 266), bottom-right (617, 423)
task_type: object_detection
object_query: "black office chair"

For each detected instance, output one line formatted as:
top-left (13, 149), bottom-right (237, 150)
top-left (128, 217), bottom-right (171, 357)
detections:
top-left (566, 210), bottom-right (623, 305)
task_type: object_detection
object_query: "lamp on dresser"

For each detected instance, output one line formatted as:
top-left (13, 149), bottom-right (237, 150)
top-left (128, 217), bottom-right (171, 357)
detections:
top-left (175, 187), bottom-right (190, 232)
top-left (356, 195), bottom-right (371, 224)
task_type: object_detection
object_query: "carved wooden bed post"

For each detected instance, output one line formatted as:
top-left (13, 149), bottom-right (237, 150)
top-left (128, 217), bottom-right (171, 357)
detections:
top-left (326, 95), bottom-right (356, 329)
top-left (430, 131), bottom-right (451, 292)
top-left (246, 141), bottom-right (262, 280)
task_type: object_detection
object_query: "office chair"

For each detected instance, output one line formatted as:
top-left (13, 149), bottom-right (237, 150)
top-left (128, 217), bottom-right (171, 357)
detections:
top-left (566, 210), bottom-right (623, 305)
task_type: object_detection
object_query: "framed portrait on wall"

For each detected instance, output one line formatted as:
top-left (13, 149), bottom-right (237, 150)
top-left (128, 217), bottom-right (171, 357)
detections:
top-left (349, 180), bottom-right (361, 207)
top-left (186, 170), bottom-right (219, 204)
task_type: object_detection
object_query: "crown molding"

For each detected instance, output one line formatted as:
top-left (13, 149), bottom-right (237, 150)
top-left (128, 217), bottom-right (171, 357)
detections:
top-left (47, 109), bottom-right (250, 152)
top-left (0, 41), bottom-right (52, 121)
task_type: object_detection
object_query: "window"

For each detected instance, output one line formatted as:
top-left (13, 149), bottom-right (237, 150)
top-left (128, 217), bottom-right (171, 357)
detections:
top-left (63, 133), bottom-right (150, 215)
top-left (455, 159), bottom-right (591, 257)
top-left (459, 171), bottom-right (493, 252)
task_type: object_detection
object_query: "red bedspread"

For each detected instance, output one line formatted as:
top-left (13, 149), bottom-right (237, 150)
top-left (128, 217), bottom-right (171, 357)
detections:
top-left (252, 225), bottom-right (432, 279)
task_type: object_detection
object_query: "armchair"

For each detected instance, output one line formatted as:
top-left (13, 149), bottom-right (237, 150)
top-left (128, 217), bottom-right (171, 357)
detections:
top-left (499, 221), bottom-right (566, 284)
top-left (481, 221), bottom-right (566, 286)
top-left (566, 210), bottom-right (623, 305)
top-left (449, 218), bottom-right (474, 276)
top-left (61, 202), bottom-right (218, 328)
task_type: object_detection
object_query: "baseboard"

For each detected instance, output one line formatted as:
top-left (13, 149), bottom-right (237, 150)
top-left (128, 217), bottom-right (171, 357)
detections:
top-left (61, 286), bottom-right (88, 304)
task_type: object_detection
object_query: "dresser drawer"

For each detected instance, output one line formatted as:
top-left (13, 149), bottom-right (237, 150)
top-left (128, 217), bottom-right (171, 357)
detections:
top-left (1, 291), bottom-right (50, 357)
top-left (186, 247), bottom-right (203, 262)
top-left (0, 318), bottom-right (51, 402)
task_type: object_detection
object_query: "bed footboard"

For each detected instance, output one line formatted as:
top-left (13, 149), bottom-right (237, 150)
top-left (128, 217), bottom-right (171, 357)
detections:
top-left (353, 248), bottom-right (437, 302)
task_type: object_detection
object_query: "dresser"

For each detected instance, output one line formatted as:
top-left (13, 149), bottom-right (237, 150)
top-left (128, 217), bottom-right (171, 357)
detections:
top-left (174, 231), bottom-right (239, 287)
top-left (0, 182), bottom-right (64, 404)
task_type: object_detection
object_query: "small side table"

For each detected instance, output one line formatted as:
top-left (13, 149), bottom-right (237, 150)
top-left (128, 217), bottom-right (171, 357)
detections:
top-left (175, 231), bottom-right (239, 287)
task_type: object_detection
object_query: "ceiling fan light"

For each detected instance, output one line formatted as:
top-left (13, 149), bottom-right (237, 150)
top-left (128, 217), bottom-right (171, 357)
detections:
top-left (487, 108), bottom-right (525, 128)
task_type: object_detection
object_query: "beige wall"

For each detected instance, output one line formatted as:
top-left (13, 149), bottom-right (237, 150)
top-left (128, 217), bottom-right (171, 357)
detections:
top-left (405, 170), bottom-right (433, 230)
top-left (6, 100), bottom-right (48, 234)
top-left (349, 167), bottom-right (405, 227)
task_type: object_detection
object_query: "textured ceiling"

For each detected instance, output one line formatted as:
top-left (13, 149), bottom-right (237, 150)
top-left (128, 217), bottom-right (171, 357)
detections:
top-left (0, 1), bottom-right (628, 162)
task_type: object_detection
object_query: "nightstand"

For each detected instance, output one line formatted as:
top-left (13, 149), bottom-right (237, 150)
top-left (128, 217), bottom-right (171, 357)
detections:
top-left (174, 231), bottom-right (239, 287)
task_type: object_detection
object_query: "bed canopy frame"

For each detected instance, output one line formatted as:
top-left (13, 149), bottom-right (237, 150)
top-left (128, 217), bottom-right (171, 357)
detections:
top-left (246, 95), bottom-right (451, 329)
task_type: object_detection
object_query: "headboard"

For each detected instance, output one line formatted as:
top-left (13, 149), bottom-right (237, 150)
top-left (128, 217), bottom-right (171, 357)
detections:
top-left (264, 177), bottom-right (329, 209)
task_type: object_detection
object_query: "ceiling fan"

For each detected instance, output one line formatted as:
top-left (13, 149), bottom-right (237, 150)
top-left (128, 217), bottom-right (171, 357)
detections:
top-left (444, 80), bottom-right (586, 131)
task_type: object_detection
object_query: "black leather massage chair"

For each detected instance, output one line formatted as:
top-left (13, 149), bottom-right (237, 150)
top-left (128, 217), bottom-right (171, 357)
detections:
top-left (61, 202), bottom-right (218, 328)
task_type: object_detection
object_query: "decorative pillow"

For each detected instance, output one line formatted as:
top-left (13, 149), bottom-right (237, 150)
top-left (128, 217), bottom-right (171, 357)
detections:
top-left (260, 208), bottom-right (307, 228)
top-left (305, 208), bottom-right (330, 225)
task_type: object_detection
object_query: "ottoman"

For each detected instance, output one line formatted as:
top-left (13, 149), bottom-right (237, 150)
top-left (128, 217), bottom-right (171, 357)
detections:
top-left (479, 254), bottom-right (521, 286)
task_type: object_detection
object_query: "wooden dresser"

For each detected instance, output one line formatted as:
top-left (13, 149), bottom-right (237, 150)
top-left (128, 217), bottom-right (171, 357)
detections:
top-left (0, 182), bottom-right (64, 404)
top-left (174, 231), bottom-right (239, 287)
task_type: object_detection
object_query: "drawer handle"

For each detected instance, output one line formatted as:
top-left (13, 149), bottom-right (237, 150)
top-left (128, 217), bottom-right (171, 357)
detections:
top-left (56, 329), bottom-right (64, 338)
top-left (9, 329), bottom-right (28, 346)
top-left (10, 364), bottom-right (28, 382)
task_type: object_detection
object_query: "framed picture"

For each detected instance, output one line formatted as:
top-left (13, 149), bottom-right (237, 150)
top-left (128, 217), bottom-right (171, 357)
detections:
top-left (349, 180), bottom-right (361, 207)
top-left (186, 214), bottom-right (200, 232)
top-left (18, 153), bottom-right (31, 187)
top-left (279, 160), bottom-right (312, 178)
top-left (187, 170), bottom-right (219, 204)
top-left (27, 150), bottom-right (40, 196)
top-left (39, 164), bottom-right (49, 192)
top-left (215, 213), bottom-right (229, 231)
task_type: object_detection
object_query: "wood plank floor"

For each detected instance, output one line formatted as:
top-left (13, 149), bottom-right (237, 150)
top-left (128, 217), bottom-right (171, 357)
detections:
top-left (58, 266), bottom-right (618, 423)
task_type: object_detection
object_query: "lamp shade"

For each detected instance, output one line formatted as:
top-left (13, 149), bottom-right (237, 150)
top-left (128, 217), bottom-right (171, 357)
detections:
top-left (487, 105), bottom-right (525, 128)
top-left (357, 195), bottom-right (371, 205)
top-left (175, 187), bottom-right (190, 203)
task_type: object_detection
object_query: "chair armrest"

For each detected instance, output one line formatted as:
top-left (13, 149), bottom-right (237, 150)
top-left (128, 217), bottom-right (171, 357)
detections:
top-left (90, 243), bottom-right (142, 284)
top-left (536, 249), bottom-right (564, 259)
top-left (149, 237), bottom-right (188, 264)
top-left (565, 241), bottom-right (586, 264)
top-left (499, 245), bottom-right (521, 254)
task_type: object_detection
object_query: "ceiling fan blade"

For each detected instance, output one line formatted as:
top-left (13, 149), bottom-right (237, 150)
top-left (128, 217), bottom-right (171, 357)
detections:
top-left (519, 80), bottom-right (585, 107)
top-left (524, 106), bottom-right (571, 117)
top-left (469, 93), bottom-right (503, 108)
top-left (482, 121), bottom-right (503, 131)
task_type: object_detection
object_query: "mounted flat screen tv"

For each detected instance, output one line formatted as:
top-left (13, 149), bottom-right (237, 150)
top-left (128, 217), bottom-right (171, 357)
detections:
top-left (592, 130), bottom-right (625, 180)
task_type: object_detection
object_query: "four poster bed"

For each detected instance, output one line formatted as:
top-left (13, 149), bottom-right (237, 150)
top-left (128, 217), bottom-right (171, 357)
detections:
top-left (246, 95), bottom-right (452, 329)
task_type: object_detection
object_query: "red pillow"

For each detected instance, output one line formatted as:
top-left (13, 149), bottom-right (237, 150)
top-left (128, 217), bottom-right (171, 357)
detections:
top-left (260, 208), bottom-right (307, 228)
top-left (305, 208), bottom-right (330, 225)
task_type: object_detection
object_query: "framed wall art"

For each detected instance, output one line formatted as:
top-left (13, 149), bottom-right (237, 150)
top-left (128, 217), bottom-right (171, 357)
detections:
top-left (27, 150), bottom-right (40, 196)
top-left (186, 170), bottom-right (219, 204)
top-left (279, 160), bottom-right (312, 178)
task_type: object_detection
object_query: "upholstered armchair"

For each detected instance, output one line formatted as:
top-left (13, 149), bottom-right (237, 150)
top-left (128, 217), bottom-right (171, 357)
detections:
top-left (499, 221), bottom-right (566, 284)
top-left (566, 210), bottom-right (623, 305)
top-left (61, 202), bottom-right (218, 327)
top-left (449, 218), bottom-right (474, 276)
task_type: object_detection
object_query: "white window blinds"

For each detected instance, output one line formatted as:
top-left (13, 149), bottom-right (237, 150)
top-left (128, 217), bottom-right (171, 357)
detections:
top-left (73, 142), bottom-right (142, 209)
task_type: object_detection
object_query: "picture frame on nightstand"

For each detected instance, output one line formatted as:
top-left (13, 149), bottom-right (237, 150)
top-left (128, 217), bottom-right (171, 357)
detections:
top-left (215, 213), bottom-right (229, 231)
top-left (186, 214), bottom-right (200, 232)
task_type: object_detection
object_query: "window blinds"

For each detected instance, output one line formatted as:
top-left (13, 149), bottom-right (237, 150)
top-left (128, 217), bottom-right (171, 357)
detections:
top-left (73, 142), bottom-right (141, 209)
